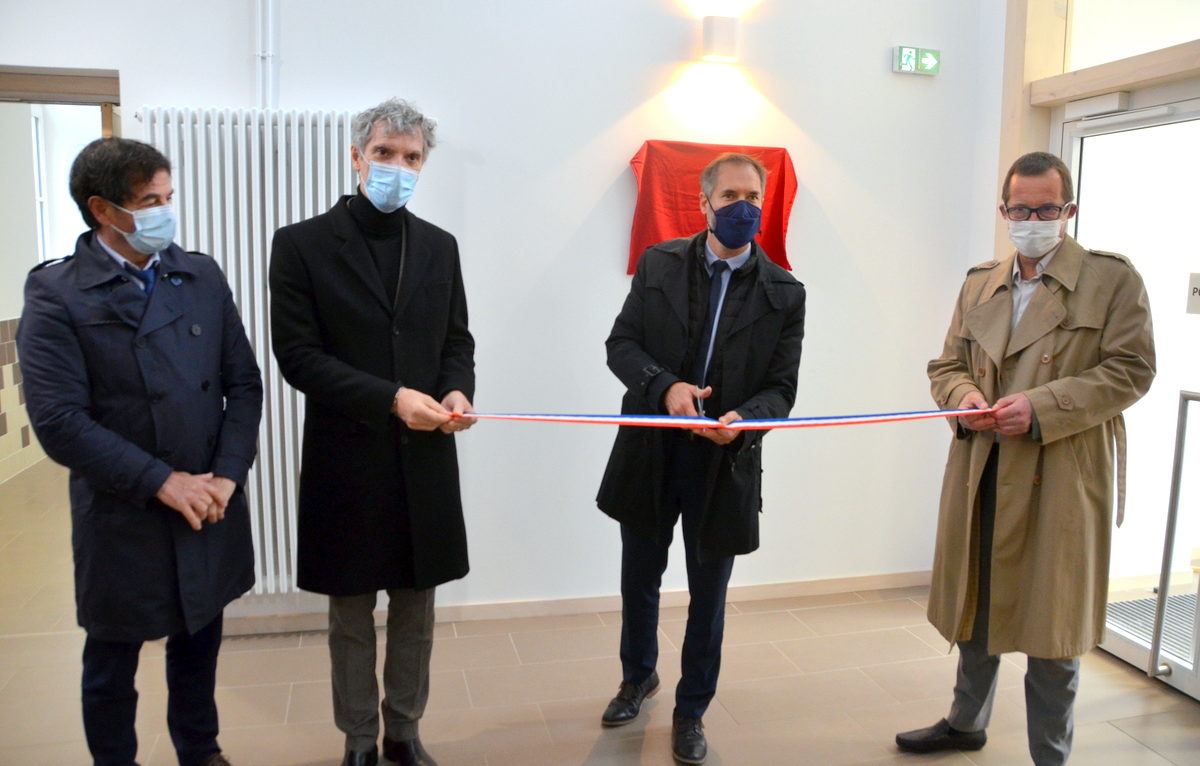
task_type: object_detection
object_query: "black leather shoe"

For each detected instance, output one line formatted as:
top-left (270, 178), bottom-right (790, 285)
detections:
top-left (340, 748), bottom-right (379, 766)
top-left (671, 715), bottom-right (706, 764)
top-left (382, 736), bottom-right (437, 766)
top-left (601, 671), bottom-right (661, 726)
top-left (896, 718), bottom-right (986, 753)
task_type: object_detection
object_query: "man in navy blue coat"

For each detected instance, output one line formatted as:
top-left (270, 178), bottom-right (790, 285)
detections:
top-left (17, 138), bottom-right (262, 766)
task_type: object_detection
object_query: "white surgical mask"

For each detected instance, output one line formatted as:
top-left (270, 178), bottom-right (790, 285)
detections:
top-left (1007, 219), bottom-right (1065, 259)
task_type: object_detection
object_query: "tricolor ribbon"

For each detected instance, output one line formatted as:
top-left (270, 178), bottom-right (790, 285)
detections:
top-left (452, 408), bottom-right (996, 431)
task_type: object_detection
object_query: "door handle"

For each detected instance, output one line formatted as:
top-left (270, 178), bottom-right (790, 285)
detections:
top-left (1147, 391), bottom-right (1200, 677)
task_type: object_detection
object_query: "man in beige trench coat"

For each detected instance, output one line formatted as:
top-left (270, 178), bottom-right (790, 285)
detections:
top-left (896, 152), bottom-right (1155, 765)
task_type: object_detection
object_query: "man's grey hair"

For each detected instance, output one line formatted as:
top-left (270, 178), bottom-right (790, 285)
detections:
top-left (352, 98), bottom-right (437, 155)
top-left (700, 152), bottom-right (768, 198)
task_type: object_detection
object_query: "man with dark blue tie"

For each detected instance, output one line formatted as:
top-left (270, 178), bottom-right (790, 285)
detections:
top-left (17, 137), bottom-right (262, 766)
top-left (596, 153), bottom-right (806, 764)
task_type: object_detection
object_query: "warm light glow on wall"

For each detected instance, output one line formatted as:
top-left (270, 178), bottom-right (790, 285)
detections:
top-left (662, 62), bottom-right (763, 135)
top-left (676, 0), bottom-right (760, 17)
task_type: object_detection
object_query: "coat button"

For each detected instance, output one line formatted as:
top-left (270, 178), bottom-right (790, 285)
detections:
top-left (976, 368), bottom-right (986, 377)
top-left (201, 380), bottom-right (211, 391)
top-left (191, 324), bottom-right (202, 336)
top-left (135, 338), bottom-right (147, 348)
top-left (1033, 475), bottom-right (1042, 486)
top-left (392, 328), bottom-right (400, 336)
top-left (1041, 354), bottom-right (1052, 364)
top-left (1061, 395), bottom-right (1072, 406)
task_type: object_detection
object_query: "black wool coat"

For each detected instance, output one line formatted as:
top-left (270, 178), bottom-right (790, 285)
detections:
top-left (596, 232), bottom-right (806, 561)
top-left (18, 234), bottom-right (262, 641)
top-left (269, 197), bottom-right (475, 595)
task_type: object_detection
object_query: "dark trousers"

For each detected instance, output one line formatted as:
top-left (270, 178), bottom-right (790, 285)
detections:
top-left (81, 614), bottom-right (224, 766)
top-left (328, 588), bottom-right (435, 752)
top-left (619, 437), bottom-right (735, 720)
top-left (948, 446), bottom-right (1080, 766)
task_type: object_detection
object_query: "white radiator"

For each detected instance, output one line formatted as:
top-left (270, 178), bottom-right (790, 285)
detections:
top-left (144, 107), bottom-right (356, 599)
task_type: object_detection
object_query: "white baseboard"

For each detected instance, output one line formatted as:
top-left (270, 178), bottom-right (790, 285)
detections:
top-left (223, 570), bottom-right (931, 637)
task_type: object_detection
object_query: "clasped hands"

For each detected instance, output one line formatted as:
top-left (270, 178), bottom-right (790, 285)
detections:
top-left (664, 382), bottom-right (742, 445)
top-left (392, 388), bottom-right (477, 434)
top-left (156, 473), bottom-right (238, 531)
top-left (957, 390), bottom-right (1032, 436)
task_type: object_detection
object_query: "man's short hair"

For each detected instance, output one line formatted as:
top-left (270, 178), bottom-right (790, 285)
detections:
top-left (352, 98), bottom-right (438, 157)
top-left (69, 138), bottom-right (171, 230)
top-left (700, 152), bottom-right (768, 198)
top-left (1001, 151), bottom-right (1075, 204)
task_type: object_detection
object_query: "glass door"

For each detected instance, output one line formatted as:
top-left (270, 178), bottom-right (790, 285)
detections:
top-left (1065, 106), bottom-right (1200, 700)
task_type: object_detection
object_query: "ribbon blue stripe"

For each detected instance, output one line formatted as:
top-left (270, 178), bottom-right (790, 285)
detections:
top-left (474, 409), bottom-right (982, 427)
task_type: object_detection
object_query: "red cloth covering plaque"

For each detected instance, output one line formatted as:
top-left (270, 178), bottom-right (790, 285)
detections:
top-left (627, 140), bottom-right (797, 274)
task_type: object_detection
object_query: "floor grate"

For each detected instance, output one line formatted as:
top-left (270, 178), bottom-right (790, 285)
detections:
top-left (1108, 592), bottom-right (1197, 664)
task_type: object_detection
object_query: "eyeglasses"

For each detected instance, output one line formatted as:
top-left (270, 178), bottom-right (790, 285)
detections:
top-left (1002, 203), bottom-right (1073, 221)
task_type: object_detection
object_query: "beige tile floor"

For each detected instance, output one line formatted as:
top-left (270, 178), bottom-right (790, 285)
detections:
top-left (2, 460), bottom-right (1199, 765)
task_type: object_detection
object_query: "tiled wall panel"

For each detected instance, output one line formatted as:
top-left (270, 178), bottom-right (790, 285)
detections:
top-left (0, 317), bottom-right (44, 483)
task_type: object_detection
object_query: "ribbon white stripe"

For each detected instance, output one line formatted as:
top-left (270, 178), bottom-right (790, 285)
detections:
top-left (455, 408), bottom-right (994, 431)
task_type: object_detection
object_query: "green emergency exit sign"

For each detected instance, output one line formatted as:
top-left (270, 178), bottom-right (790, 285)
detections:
top-left (893, 46), bottom-right (940, 75)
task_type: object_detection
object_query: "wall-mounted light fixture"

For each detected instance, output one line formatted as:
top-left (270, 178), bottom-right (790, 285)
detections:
top-left (701, 16), bottom-right (738, 62)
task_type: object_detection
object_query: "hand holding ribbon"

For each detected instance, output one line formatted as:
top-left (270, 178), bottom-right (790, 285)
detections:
top-left (695, 410), bottom-right (742, 445)
top-left (439, 390), bottom-right (477, 434)
top-left (956, 391), bottom-right (996, 432)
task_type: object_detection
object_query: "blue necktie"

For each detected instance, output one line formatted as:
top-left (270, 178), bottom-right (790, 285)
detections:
top-left (693, 260), bottom-right (729, 388)
top-left (124, 262), bottom-right (157, 296)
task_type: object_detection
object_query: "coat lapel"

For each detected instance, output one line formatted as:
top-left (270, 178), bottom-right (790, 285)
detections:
top-left (136, 246), bottom-right (196, 338)
top-left (962, 261), bottom-right (1013, 367)
top-left (655, 236), bottom-right (693, 330)
top-left (330, 199), bottom-right (392, 314)
top-left (1005, 283), bottom-right (1066, 358)
top-left (74, 233), bottom-right (153, 330)
top-left (393, 209), bottom-right (427, 320)
top-left (727, 246), bottom-right (778, 336)
top-left (1004, 238), bottom-right (1083, 358)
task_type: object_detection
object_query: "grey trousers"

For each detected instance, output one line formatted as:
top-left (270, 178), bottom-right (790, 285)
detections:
top-left (947, 446), bottom-right (1081, 766)
top-left (328, 588), bottom-right (435, 752)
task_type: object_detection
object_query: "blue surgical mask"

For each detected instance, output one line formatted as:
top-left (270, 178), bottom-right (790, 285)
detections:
top-left (708, 198), bottom-right (762, 250)
top-left (111, 203), bottom-right (177, 255)
top-left (362, 161), bottom-right (419, 213)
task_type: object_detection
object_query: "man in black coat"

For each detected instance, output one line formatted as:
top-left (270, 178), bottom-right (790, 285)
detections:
top-left (596, 153), bottom-right (805, 764)
top-left (18, 138), bottom-right (263, 766)
top-left (269, 98), bottom-right (475, 766)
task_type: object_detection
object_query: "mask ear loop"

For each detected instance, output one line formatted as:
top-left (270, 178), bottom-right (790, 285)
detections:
top-left (106, 201), bottom-right (139, 236)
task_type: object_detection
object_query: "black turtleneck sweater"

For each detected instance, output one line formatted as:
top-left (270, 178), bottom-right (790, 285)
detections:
top-left (347, 194), bottom-right (406, 306)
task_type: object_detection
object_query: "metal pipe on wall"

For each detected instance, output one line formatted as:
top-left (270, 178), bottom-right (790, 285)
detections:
top-left (256, 0), bottom-right (280, 110)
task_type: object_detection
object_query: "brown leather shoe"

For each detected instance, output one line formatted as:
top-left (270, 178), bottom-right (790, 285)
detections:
top-left (896, 718), bottom-right (986, 752)
top-left (601, 671), bottom-right (661, 726)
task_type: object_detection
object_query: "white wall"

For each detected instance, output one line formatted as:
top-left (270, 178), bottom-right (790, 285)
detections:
top-left (1070, 0), bottom-right (1200, 70)
top-left (0, 0), bottom-right (1009, 607)
top-left (0, 104), bottom-right (39, 318)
